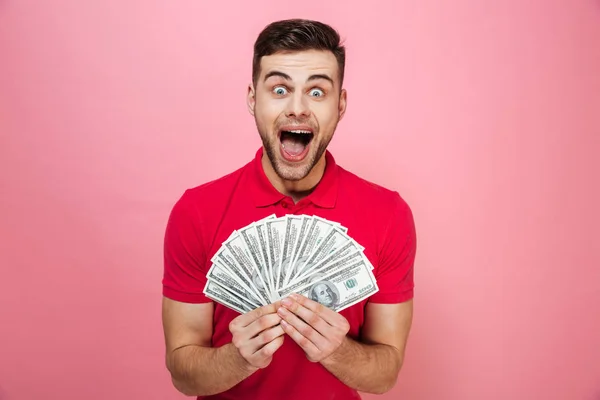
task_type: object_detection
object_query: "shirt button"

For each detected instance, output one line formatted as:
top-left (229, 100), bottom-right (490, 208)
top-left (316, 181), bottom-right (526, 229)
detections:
top-left (281, 202), bottom-right (288, 208)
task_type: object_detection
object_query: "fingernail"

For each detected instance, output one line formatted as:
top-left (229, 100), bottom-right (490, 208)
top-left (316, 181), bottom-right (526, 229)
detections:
top-left (281, 297), bottom-right (292, 307)
top-left (289, 293), bottom-right (299, 300)
top-left (277, 307), bottom-right (288, 316)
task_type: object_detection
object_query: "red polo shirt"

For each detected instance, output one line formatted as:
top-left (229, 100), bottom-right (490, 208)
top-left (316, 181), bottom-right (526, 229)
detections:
top-left (163, 147), bottom-right (416, 400)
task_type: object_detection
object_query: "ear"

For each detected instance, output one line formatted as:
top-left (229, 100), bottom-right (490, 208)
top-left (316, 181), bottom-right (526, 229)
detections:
top-left (247, 83), bottom-right (256, 116)
top-left (338, 88), bottom-right (347, 121)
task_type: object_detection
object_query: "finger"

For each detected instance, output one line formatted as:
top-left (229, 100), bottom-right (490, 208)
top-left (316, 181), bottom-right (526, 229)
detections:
top-left (253, 335), bottom-right (284, 365)
top-left (248, 324), bottom-right (285, 352)
top-left (245, 313), bottom-right (282, 339)
top-left (234, 303), bottom-right (278, 328)
top-left (289, 293), bottom-right (341, 326)
top-left (281, 297), bottom-right (332, 337)
top-left (280, 319), bottom-right (320, 360)
top-left (278, 306), bottom-right (329, 351)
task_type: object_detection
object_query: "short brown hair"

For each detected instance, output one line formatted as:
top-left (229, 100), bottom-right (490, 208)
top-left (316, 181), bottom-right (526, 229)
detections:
top-left (252, 19), bottom-right (346, 88)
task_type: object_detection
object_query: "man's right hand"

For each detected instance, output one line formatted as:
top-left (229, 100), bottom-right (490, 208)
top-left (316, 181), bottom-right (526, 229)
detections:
top-left (229, 302), bottom-right (285, 370)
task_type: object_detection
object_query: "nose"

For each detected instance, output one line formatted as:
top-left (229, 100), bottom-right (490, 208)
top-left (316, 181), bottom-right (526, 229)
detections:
top-left (285, 91), bottom-right (310, 118)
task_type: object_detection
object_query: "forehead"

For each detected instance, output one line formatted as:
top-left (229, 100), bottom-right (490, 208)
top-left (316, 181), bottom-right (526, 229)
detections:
top-left (258, 50), bottom-right (339, 85)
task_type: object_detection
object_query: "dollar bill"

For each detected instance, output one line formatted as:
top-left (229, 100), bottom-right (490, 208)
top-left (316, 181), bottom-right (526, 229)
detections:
top-left (278, 250), bottom-right (365, 299)
top-left (203, 280), bottom-right (255, 314)
top-left (238, 222), bottom-right (272, 299)
top-left (211, 233), bottom-right (268, 305)
top-left (281, 215), bottom-right (311, 287)
top-left (265, 218), bottom-right (286, 292)
top-left (286, 238), bottom-right (364, 286)
top-left (295, 258), bottom-right (378, 312)
top-left (224, 232), bottom-right (272, 305)
top-left (204, 214), bottom-right (376, 310)
top-left (276, 215), bottom-right (304, 291)
top-left (286, 216), bottom-right (340, 285)
top-left (254, 219), bottom-right (274, 296)
top-left (206, 261), bottom-right (262, 307)
top-left (291, 225), bottom-right (351, 281)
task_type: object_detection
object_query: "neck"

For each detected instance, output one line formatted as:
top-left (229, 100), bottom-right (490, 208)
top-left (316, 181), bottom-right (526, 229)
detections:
top-left (262, 151), bottom-right (327, 203)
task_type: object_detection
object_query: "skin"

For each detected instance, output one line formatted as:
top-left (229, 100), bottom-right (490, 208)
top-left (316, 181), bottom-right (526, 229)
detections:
top-left (162, 49), bottom-right (413, 396)
top-left (279, 294), bottom-right (413, 394)
top-left (247, 49), bottom-right (347, 201)
top-left (162, 300), bottom-right (286, 396)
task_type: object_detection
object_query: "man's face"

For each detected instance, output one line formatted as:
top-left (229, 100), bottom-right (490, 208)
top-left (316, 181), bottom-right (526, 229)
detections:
top-left (314, 283), bottom-right (334, 306)
top-left (248, 50), bottom-right (347, 182)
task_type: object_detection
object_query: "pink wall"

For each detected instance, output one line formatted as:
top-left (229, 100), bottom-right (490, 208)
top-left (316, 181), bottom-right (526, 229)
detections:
top-left (1, 1), bottom-right (599, 399)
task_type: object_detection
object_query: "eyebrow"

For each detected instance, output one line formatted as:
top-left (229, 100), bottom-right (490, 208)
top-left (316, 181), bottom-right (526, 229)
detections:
top-left (264, 71), bottom-right (334, 86)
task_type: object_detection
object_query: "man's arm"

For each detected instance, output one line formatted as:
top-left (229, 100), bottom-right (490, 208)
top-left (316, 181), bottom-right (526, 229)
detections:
top-left (277, 192), bottom-right (416, 393)
top-left (321, 301), bottom-right (413, 393)
top-left (162, 297), bottom-right (285, 396)
top-left (278, 294), bottom-right (413, 394)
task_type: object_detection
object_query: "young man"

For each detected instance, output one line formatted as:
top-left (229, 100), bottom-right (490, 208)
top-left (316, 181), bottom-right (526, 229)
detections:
top-left (161, 19), bottom-right (417, 400)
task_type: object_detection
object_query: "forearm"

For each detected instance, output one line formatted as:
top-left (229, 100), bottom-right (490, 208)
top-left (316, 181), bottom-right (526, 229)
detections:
top-left (320, 336), bottom-right (403, 394)
top-left (167, 343), bottom-right (256, 396)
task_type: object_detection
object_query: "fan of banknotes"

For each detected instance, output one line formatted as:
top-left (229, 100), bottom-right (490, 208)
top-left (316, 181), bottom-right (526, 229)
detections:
top-left (203, 214), bottom-right (379, 314)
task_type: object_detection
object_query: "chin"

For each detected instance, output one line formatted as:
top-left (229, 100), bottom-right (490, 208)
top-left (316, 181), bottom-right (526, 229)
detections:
top-left (272, 159), bottom-right (314, 182)
top-left (267, 144), bottom-right (317, 181)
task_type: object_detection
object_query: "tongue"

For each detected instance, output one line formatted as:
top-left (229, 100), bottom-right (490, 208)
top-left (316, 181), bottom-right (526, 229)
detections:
top-left (281, 136), bottom-right (306, 156)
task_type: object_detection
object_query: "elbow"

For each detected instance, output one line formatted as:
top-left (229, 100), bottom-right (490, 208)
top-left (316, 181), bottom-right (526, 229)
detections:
top-left (170, 376), bottom-right (223, 397)
top-left (365, 375), bottom-right (398, 395)
top-left (168, 367), bottom-right (220, 397)
top-left (355, 363), bottom-right (401, 395)
top-left (382, 376), bottom-right (400, 394)
top-left (165, 354), bottom-right (204, 397)
top-left (171, 376), bottom-right (200, 397)
top-left (363, 356), bottom-right (404, 395)
top-left (376, 348), bottom-right (405, 394)
top-left (166, 364), bottom-right (200, 396)
top-left (171, 375), bottom-right (222, 397)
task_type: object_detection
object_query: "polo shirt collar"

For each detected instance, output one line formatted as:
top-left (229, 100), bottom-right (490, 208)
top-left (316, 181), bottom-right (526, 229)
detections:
top-left (250, 147), bottom-right (339, 209)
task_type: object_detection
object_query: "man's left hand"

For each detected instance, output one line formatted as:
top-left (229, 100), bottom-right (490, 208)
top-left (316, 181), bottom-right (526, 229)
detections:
top-left (277, 293), bottom-right (350, 363)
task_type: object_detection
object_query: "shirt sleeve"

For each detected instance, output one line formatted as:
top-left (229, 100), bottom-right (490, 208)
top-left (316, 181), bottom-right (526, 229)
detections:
top-left (162, 190), bottom-right (212, 303)
top-left (368, 192), bottom-right (417, 303)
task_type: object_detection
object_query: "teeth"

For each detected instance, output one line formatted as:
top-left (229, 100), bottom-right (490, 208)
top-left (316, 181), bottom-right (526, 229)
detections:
top-left (288, 130), bottom-right (312, 134)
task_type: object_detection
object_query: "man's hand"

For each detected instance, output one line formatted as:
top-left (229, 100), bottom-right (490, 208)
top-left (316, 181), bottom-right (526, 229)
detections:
top-left (229, 302), bottom-right (286, 370)
top-left (277, 293), bottom-right (350, 362)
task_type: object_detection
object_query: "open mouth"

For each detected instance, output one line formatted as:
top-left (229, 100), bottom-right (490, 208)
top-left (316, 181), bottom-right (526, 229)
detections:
top-left (279, 128), bottom-right (314, 161)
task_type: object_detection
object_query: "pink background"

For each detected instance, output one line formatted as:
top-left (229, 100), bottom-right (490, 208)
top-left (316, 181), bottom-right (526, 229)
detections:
top-left (1, 1), bottom-right (599, 399)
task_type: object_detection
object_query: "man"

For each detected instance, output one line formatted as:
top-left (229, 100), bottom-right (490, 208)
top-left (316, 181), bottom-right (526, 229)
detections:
top-left (309, 281), bottom-right (339, 309)
top-left (161, 18), bottom-right (417, 400)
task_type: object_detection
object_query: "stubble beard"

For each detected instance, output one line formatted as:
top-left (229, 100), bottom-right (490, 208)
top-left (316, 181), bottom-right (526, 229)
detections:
top-left (258, 123), bottom-right (335, 182)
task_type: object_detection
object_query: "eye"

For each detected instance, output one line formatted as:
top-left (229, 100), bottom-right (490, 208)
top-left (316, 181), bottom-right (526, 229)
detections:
top-left (309, 88), bottom-right (324, 97)
top-left (273, 86), bottom-right (288, 96)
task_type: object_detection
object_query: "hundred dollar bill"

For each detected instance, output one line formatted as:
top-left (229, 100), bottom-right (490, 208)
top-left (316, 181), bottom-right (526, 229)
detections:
top-left (238, 222), bottom-right (272, 300)
top-left (276, 215), bottom-right (304, 291)
top-left (222, 232), bottom-right (271, 305)
top-left (265, 218), bottom-right (286, 292)
top-left (296, 258), bottom-right (379, 312)
top-left (281, 215), bottom-right (311, 287)
top-left (203, 280), bottom-right (256, 314)
top-left (211, 234), bottom-right (268, 306)
top-left (291, 225), bottom-right (352, 281)
top-left (286, 216), bottom-right (340, 285)
top-left (278, 250), bottom-right (365, 299)
top-left (206, 261), bottom-right (262, 307)
top-left (311, 215), bottom-right (348, 234)
top-left (254, 219), bottom-right (274, 297)
top-left (287, 237), bottom-right (365, 286)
